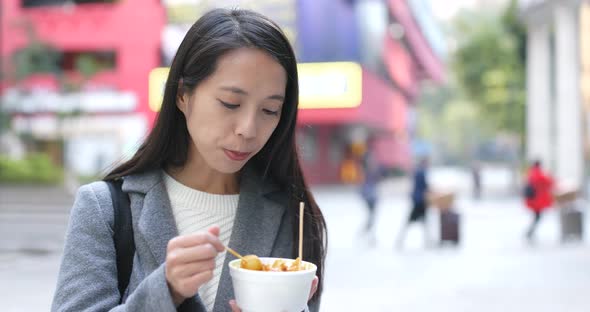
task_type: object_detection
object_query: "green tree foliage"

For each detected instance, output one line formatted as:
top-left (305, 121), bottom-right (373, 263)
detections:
top-left (0, 153), bottom-right (63, 184)
top-left (10, 21), bottom-right (62, 81)
top-left (417, 82), bottom-right (491, 164)
top-left (6, 19), bottom-right (102, 88)
top-left (451, 0), bottom-right (526, 140)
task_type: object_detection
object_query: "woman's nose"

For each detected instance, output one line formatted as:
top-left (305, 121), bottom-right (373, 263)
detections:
top-left (235, 113), bottom-right (257, 139)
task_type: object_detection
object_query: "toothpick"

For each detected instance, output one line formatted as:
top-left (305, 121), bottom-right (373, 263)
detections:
top-left (226, 246), bottom-right (243, 260)
top-left (299, 201), bottom-right (304, 268)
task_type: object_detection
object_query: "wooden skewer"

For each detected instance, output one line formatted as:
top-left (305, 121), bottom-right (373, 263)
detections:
top-left (226, 246), bottom-right (244, 260)
top-left (299, 201), bottom-right (304, 269)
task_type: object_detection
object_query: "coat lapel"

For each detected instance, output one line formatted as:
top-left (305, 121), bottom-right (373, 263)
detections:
top-left (122, 170), bottom-right (205, 311)
top-left (213, 166), bottom-right (285, 311)
top-left (123, 170), bottom-right (179, 265)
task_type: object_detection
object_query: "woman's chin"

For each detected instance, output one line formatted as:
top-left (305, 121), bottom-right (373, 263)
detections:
top-left (215, 161), bottom-right (247, 174)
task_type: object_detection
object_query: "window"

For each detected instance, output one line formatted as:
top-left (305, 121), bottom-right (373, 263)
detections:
top-left (11, 48), bottom-right (116, 78)
top-left (61, 50), bottom-right (116, 72)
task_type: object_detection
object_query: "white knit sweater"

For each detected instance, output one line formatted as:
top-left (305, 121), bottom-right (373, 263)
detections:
top-left (163, 172), bottom-right (239, 311)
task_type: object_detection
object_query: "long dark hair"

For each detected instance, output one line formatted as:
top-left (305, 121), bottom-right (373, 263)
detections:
top-left (104, 8), bottom-right (327, 301)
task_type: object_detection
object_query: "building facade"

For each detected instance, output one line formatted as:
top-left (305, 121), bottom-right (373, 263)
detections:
top-left (520, 0), bottom-right (589, 189)
top-left (1, 0), bottom-right (444, 184)
top-left (1, 0), bottom-right (165, 175)
top-left (295, 0), bottom-right (445, 183)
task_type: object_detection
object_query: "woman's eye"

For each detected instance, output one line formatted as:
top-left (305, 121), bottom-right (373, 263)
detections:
top-left (219, 100), bottom-right (239, 110)
top-left (263, 109), bottom-right (279, 116)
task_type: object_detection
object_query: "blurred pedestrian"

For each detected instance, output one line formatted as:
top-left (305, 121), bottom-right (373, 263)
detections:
top-left (472, 161), bottom-right (482, 200)
top-left (359, 137), bottom-right (381, 245)
top-left (51, 9), bottom-right (325, 312)
top-left (524, 160), bottom-right (554, 241)
top-left (340, 145), bottom-right (362, 184)
top-left (396, 157), bottom-right (430, 248)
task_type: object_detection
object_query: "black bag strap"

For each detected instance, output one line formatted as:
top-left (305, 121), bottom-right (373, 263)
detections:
top-left (106, 179), bottom-right (200, 311)
top-left (106, 179), bottom-right (135, 302)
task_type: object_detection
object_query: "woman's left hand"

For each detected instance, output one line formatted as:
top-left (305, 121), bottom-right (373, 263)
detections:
top-left (228, 276), bottom-right (319, 311)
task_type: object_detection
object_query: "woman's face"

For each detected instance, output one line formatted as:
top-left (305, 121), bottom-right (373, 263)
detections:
top-left (177, 47), bottom-right (287, 174)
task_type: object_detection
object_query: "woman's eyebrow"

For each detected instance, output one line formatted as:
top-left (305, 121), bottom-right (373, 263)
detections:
top-left (220, 86), bottom-right (284, 102)
top-left (220, 86), bottom-right (248, 95)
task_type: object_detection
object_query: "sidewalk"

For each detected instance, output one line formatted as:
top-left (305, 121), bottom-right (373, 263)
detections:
top-left (0, 185), bottom-right (73, 214)
top-left (315, 179), bottom-right (590, 312)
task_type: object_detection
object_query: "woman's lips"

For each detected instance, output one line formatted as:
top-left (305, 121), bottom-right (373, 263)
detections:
top-left (224, 149), bottom-right (251, 161)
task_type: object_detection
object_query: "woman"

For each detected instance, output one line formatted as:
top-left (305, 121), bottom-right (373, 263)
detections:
top-left (396, 157), bottom-right (430, 248)
top-left (359, 137), bottom-right (381, 245)
top-left (52, 8), bottom-right (327, 312)
top-left (524, 160), bottom-right (554, 240)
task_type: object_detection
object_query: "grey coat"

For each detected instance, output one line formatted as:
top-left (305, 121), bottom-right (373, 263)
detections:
top-left (51, 168), bottom-right (320, 312)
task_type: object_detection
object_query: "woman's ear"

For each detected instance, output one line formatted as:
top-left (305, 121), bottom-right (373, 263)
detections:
top-left (176, 79), bottom-right (188, 114)
top-left (177, 92), bottom-right (188, 115)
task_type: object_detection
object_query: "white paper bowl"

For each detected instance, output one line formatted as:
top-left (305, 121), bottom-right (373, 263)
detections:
top-left (228, 257), bottom-right (317, 312)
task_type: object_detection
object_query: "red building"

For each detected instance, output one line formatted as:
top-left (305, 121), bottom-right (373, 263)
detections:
top-left (1, 0), bottom-right (165, 174)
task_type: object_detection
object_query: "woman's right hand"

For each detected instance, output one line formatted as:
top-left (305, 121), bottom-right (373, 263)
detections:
top-left (165, 226), bottom-right (224, 306)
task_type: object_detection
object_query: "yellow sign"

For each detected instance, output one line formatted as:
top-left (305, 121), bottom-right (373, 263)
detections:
top-left (298, 62), bottom-right (362, 109)
top-left (149, 67), bottom-right (169, 112)
top-left (148, 62), bottom-right (363, 112)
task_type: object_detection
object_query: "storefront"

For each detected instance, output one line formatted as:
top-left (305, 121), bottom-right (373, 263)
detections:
top-left (296, 62), bottom-right (410, 184)
top-left (0, 0), bottom-right (165, 175)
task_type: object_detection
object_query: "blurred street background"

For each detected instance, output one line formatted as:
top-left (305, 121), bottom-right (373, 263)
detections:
top-left (1, 0), bottom-right (590, 311)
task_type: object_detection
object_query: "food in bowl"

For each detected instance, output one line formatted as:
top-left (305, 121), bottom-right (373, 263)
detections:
top-left (239, 255), bottom-right (264, 271)
top-left (229, 257), bottom-right (317, 312)
top-left (239, 255), bottom-right (307, 272)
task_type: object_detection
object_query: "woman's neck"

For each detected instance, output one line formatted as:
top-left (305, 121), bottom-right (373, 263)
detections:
top-left (165, 161), bottom-right (239, 195)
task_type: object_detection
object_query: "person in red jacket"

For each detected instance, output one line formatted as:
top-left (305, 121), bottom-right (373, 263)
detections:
top-left (524, 160), bottom-right (554, 240)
